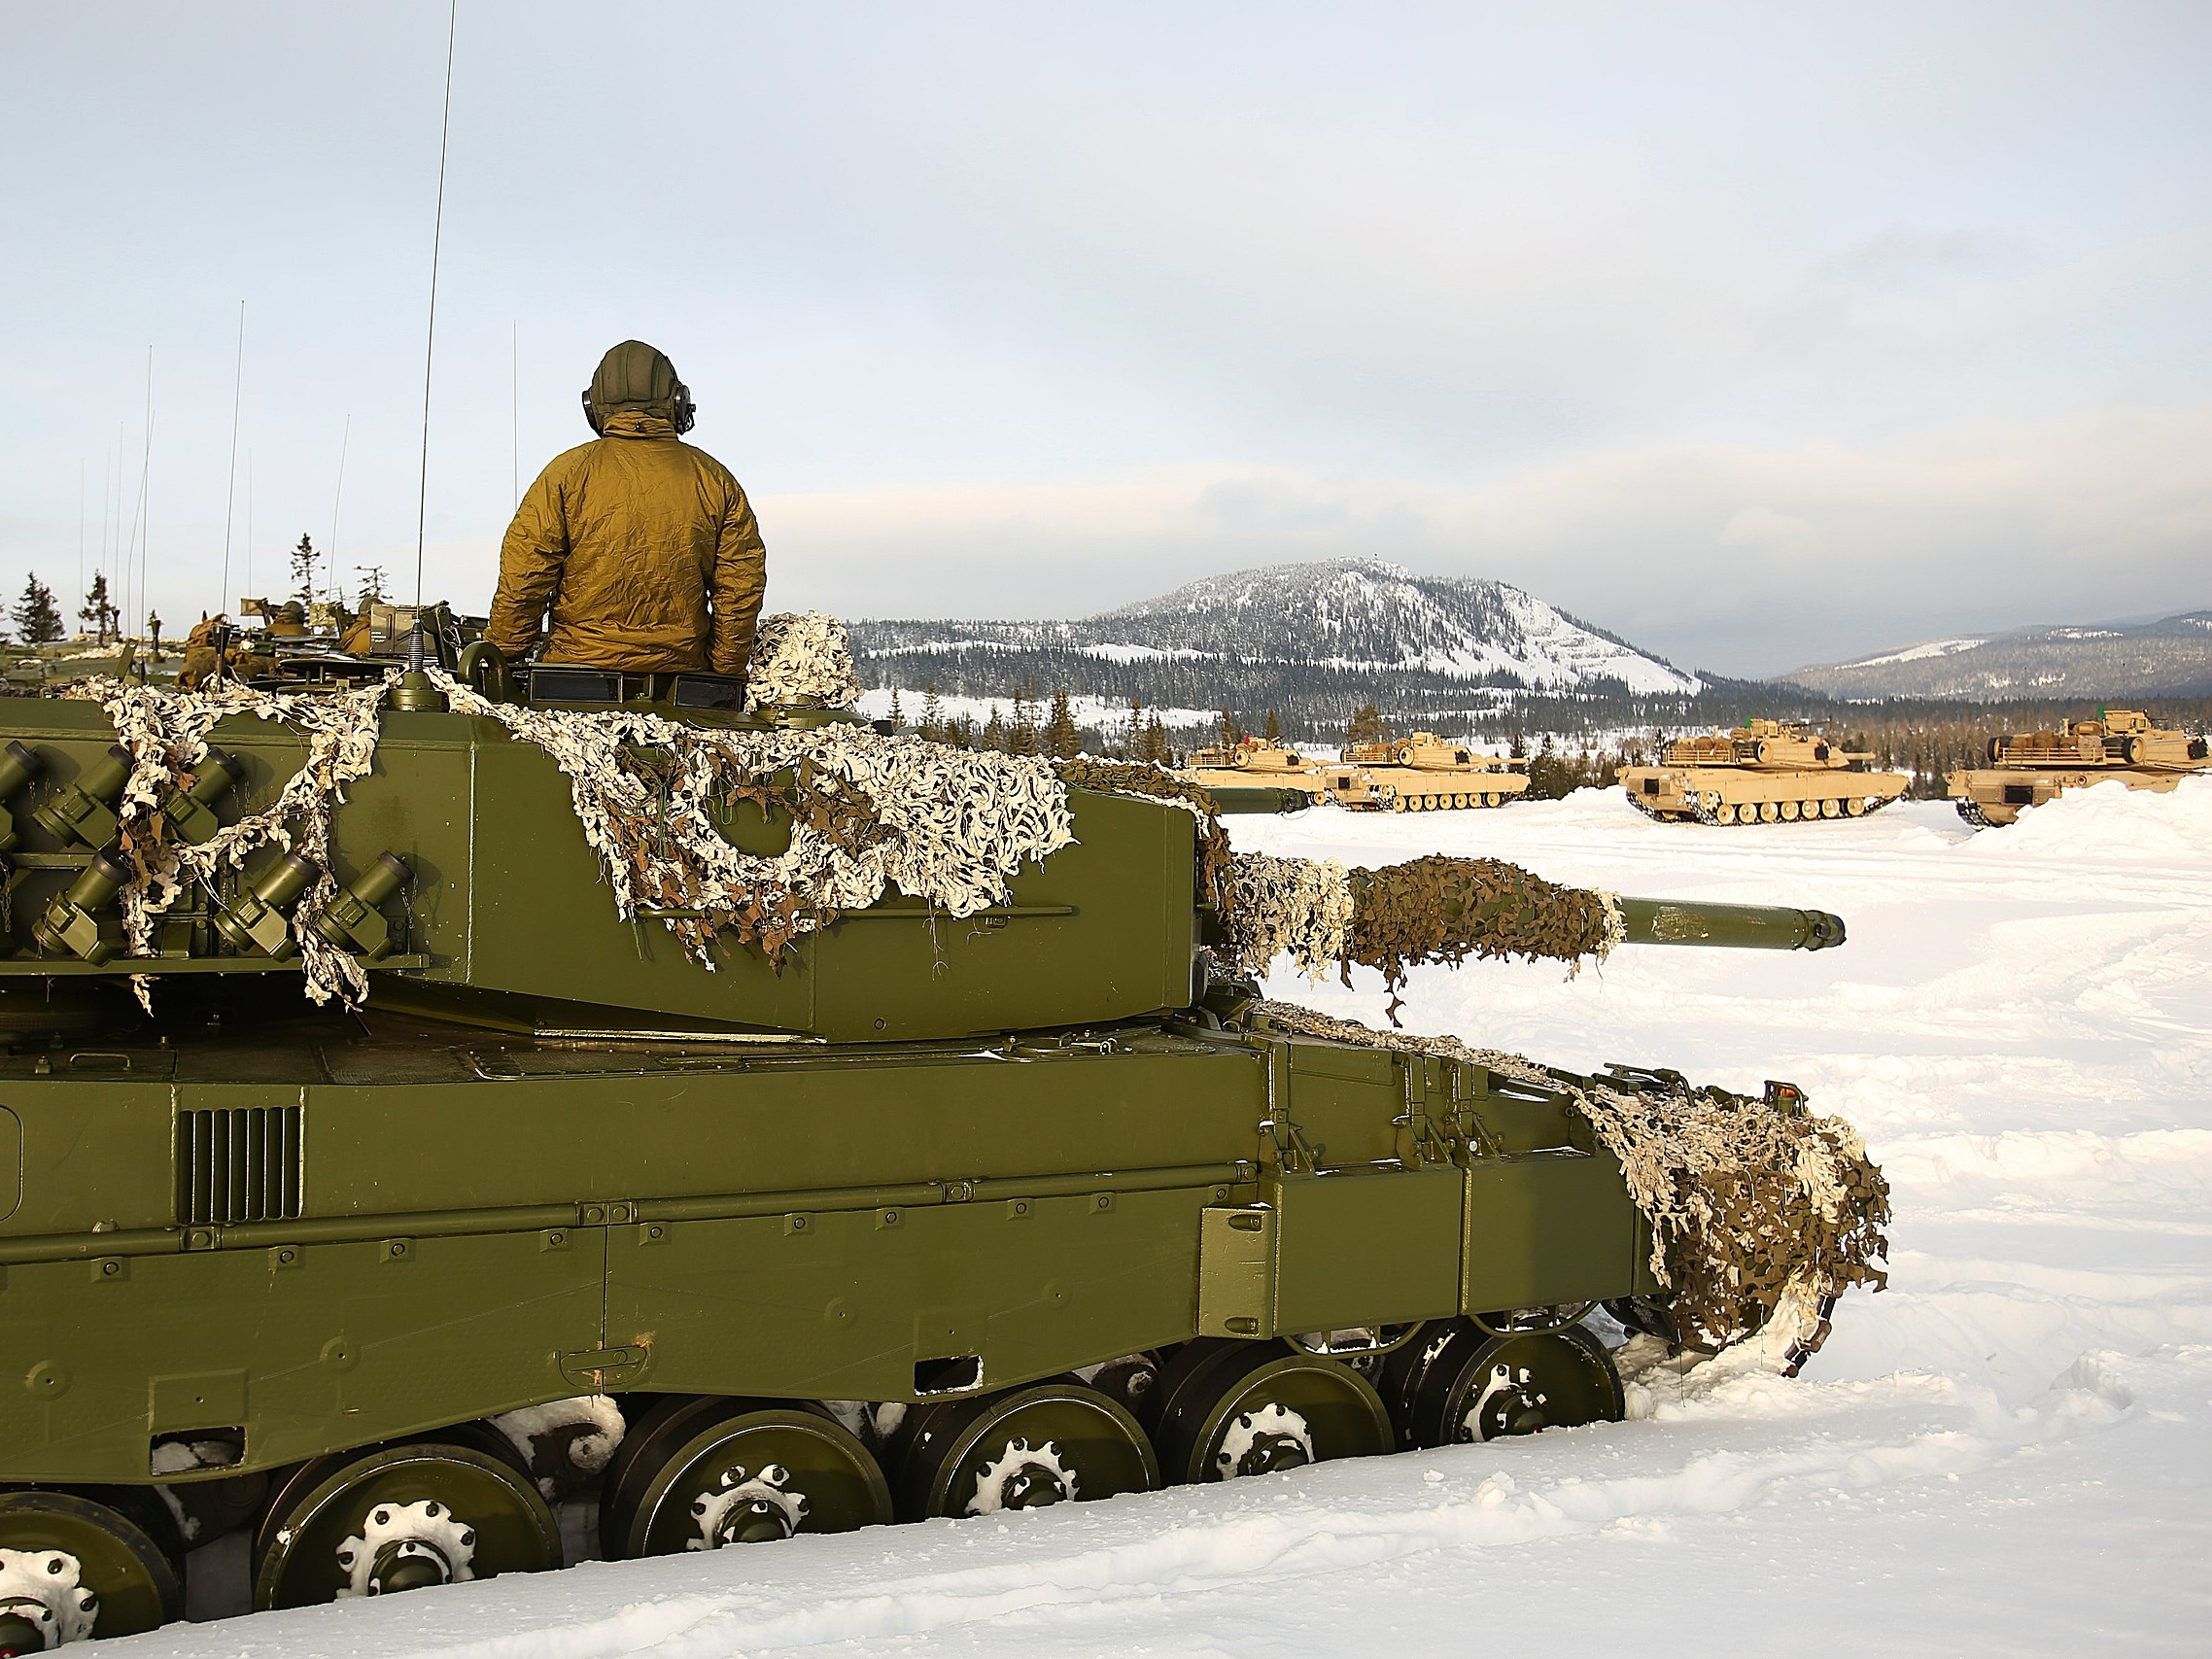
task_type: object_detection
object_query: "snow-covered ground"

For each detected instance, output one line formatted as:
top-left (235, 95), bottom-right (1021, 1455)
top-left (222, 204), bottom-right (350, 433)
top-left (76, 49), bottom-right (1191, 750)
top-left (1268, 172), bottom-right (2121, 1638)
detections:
top-left (121, 780), bottom-right (2212, 1657)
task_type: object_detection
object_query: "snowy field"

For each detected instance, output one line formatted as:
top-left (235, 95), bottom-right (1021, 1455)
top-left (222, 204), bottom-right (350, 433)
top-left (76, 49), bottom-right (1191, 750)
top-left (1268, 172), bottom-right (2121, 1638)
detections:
top-left (123, 780), bottom-right (2212, 1657)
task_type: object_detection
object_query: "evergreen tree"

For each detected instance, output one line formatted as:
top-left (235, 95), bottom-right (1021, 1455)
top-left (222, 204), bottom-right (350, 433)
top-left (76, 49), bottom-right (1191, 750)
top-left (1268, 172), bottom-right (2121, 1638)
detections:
top-left (1217, 709), bottom-right (1244, 746)
top-left (887, 687), bottom-right (905, 729)
top-left (355, 564), bottom-right (389, 605)
top-left (1264, 709), bottom-right (1282, 743)
top-left (1009, 681), bottom-right (1040, 755)
top-left (12, 574), bottom-right (62, 644)
top-left (980, 705), bottom-right (1007, 752)
top-left (1144, 712), bottom-right (1170, 764)
top-left (1044, 689), bottom-right (1081, 758)
top-left (79, 571), bottom-right (119, 643)
top-left (1345, 702), bottom-right (1392, 746)
top-left (1124, 697), bottom-right (1146, 760)
top-left (921, 683), bottom-right (944, 742)
top-left (289, 534), bottom-right (320, 607)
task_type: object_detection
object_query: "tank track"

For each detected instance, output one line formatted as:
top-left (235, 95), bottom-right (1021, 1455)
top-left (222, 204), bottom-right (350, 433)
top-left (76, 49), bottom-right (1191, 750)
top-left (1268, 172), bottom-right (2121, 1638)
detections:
top-left (1954, 798), bottom-right (1993, 828)
top-left (17, 1327), bottom-right (1639, 1633)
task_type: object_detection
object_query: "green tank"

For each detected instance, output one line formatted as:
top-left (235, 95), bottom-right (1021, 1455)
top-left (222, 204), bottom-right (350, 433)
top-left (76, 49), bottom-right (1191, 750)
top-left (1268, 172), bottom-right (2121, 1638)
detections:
top-left (0, 635), bottom-right (1881, 1643)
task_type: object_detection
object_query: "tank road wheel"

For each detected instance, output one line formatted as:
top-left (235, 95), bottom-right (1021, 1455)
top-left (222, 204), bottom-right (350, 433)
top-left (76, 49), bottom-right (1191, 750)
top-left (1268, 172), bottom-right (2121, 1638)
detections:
top-left (1446, 792), bottom-right (1465, 809)
top-left (1779, 798), bottom-right (1801, 821)
top-left (1390, 795), bottom-right (1407, 812)
top-left (1846, 796), bottom-right (1867, 816)
top-left (1756, 801), bottom-right (1779, 822)
top-left (1486, 791), bottom-right (1503, 808)
top-left (1379, 1321), bottom-right (1623, 1449)
top-left (1820, 798), bottom-right (1841, 818)
top-left (0, 1489), bottom-right (183, 1645)
top-left (887, 1381), bottom-right (1158, 1522)
top-left (600, 1398), bottom-right (890, 1558)
top-left (253, 1431), bottom-right (560, 1610)
top-left (1146, 1340), bottom-right (1392, 1484)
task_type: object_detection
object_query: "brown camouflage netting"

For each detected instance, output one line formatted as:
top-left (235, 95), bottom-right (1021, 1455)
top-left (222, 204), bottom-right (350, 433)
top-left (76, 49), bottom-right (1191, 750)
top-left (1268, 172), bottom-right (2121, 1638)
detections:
top-left (1345, 854), bottom-right (1624, 1015)
top-left (1252, 1000), bottom-right (1890, 1365)
top-left (1223, 850), bottom-right (1627, 1022)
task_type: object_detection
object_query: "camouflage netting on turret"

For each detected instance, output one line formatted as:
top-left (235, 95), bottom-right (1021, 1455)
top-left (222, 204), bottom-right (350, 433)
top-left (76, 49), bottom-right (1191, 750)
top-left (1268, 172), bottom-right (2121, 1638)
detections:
top-left (432, 672), bottom-right (1073, 967)
top-left (68, 674), bottom-right (393, 1008)
top-left (54, 670), bottom-right (1076, 1004)
top-left (1227, 851), bottom-right (1626, 1018)
top-left (1252, 1000), bottom-right (1890, 1368)
top-left (744, 611), bottom-right (864, 710)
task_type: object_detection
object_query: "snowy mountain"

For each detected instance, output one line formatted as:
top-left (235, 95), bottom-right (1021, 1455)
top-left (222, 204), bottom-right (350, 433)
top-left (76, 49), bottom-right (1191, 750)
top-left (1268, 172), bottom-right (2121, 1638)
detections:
top-left (1781, 610), bottom-right (2212, 700)
top-left (849, 558), bottom-right (1704, 735)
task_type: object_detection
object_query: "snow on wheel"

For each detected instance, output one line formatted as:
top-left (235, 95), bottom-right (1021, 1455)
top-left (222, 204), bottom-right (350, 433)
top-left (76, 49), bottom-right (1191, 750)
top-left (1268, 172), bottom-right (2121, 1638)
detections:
top-left (1379, 1321), bottom-right (1623, 1449)
top-left (1146, 1341), bottom-right (1392, 1484)
top-left (599, 1398), bottom-right (890, 1558)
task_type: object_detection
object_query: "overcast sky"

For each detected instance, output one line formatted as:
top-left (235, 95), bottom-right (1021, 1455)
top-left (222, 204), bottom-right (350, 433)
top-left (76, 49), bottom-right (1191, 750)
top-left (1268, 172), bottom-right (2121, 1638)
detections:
top-left (3, 3), bottom-right (2206, 676)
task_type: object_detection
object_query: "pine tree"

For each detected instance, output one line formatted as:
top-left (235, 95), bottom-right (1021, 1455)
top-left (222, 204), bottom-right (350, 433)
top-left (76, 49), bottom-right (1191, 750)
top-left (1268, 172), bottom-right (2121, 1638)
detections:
top-left (981, 705), bottom-right (1007, 752)
top-left (1009, 682), bottom-right (1040, 756)
top-left (1264, 709), bottom-right (1282, 743)
top-left (13, 574), bottom-right (62, 644)
top-left (1218, 709), bottom-right (1244, 747)
top-left (887, 687), bottom-right (905, 729)
top-left (1044, 689), bottom-right (1080, 758)
top-left (289, 534), bottom-right (320, 607)
top-left (1345, 702), bottom-right (1391, 746)
top-left (1144, 712), bottom-right (1170, 764)
top-left (921, 683), bottom-right (944, 743)
top-left (79, 571), bottom-right (119, 644)
top-left (355, 564), bottom-right (389, 605)
top-left (1124, 698), bottom-right (1146, 760)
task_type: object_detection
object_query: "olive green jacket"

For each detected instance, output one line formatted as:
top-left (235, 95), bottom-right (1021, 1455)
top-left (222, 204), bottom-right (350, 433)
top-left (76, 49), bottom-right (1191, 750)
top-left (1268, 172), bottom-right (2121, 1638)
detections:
top-left (487, 411), bottom-right (766, 675)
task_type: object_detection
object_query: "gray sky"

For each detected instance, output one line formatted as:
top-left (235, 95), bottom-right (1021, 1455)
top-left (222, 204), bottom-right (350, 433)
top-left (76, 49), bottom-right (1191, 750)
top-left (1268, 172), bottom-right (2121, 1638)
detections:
top-left (3, 2), bottom-right (2206, 676)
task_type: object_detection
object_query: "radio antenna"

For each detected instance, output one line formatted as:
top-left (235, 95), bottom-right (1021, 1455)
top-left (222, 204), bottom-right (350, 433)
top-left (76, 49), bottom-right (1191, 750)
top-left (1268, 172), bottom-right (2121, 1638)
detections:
top-left (413, 0), bottom-right (458, 605)
top-left (220, 299), bottom-right (245, 611)
top-left (329, 414), bottom-right (351, 584)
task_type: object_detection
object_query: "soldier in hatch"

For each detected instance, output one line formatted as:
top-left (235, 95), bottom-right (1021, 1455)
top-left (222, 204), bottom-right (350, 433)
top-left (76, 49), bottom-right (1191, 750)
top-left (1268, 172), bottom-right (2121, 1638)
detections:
top-left (486, 340), bottom-right (767, 680)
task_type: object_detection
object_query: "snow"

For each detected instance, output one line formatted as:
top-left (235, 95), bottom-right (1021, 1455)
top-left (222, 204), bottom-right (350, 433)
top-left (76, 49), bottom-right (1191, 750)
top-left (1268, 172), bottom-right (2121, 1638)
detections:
top-left (1836, 636), bottom-right (1989, 669)
top-left (118, 780), bottom-right (2212, 1656)
top-left (852, 688), bottom-right (1222, 732)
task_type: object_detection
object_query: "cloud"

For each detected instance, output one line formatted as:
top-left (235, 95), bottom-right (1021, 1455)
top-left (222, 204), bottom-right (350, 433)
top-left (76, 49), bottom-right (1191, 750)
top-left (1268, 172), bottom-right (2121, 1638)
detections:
top-left (1719, 507), bottom-right (1815, 547)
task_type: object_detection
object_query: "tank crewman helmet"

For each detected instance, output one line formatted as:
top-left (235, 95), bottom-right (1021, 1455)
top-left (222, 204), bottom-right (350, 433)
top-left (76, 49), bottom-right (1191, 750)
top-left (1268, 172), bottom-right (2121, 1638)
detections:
top-left (581, 339), bottom-right (696, 435)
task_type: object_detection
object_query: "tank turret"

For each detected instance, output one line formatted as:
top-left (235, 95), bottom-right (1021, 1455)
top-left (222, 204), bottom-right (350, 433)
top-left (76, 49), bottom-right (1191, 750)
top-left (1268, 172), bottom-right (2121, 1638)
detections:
top-left (1948, 709), bottom-right (2211, 825)
top-left (1178, 737), bottom-right (1328, 803)
top-left (0, 617), bottom-right (1885, 1641)
top-left (1620, 718), bottom-right (1908, 825)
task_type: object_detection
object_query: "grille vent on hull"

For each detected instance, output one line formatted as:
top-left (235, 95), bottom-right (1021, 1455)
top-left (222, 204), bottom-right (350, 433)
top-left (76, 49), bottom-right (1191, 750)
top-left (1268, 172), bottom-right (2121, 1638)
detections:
top-left (175, 1107), bottom-right (303, 1226)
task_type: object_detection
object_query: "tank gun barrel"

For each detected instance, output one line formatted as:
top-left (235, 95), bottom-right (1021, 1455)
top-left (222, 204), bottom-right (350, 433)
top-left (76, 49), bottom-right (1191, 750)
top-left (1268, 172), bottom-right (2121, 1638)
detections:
top-left (1613, 895), bottom-right (1845, 951)
top-left (1205, 785), bottom-right (1314, 815)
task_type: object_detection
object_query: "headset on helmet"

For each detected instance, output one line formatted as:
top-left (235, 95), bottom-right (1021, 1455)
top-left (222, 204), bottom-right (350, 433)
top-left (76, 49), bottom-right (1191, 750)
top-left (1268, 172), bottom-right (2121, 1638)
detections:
top-left (581, 340), bottom-right (696, 435)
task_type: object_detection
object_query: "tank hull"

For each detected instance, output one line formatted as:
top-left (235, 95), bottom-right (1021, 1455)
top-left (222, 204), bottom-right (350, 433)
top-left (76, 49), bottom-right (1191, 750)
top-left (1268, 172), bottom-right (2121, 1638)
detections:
top-left (1621, 764), bottom-right (1908, 824)
top-left (1353, 766), bottom-right (1529, 812)
top-left (1945, 765), bottom-right (2196, 826)
top-left (0, 1014), bottom-right (1653, 1489)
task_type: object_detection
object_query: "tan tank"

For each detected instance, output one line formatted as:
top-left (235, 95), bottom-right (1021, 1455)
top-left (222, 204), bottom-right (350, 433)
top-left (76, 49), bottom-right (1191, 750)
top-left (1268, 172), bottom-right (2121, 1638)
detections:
top-left (1179, 738), bottom-right (1329, 802)
top-left (1339, 732), bottom-right (1529, 812)
top-left (1947, 709), bottom-right (2211, 826)
top-left (1620, 719), bottom-right (1908, 826)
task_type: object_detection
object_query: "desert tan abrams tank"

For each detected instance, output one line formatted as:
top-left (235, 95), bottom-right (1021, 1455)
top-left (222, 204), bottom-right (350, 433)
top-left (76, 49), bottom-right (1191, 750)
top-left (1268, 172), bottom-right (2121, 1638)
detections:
top-left (1620, 719), bottom-right (1909, 826)
top-left (1339, 732), bottom-right (1530, 812)
top-left (1947, 709), bottom-right (2211, 827)
top-left (1179, 738), bottom-right (1329, 803)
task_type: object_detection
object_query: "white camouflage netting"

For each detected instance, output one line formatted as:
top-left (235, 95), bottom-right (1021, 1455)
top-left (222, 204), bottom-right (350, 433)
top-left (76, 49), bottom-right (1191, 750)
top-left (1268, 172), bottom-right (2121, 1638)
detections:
top-left (1223, 851), bottom-right (1356, 979)
top-left (68, 674), bottom-right (393, 1008)
top-left (745, 611), bottom-right (864, 710)
top-left (431, 670), bottom-right (1073, 963)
